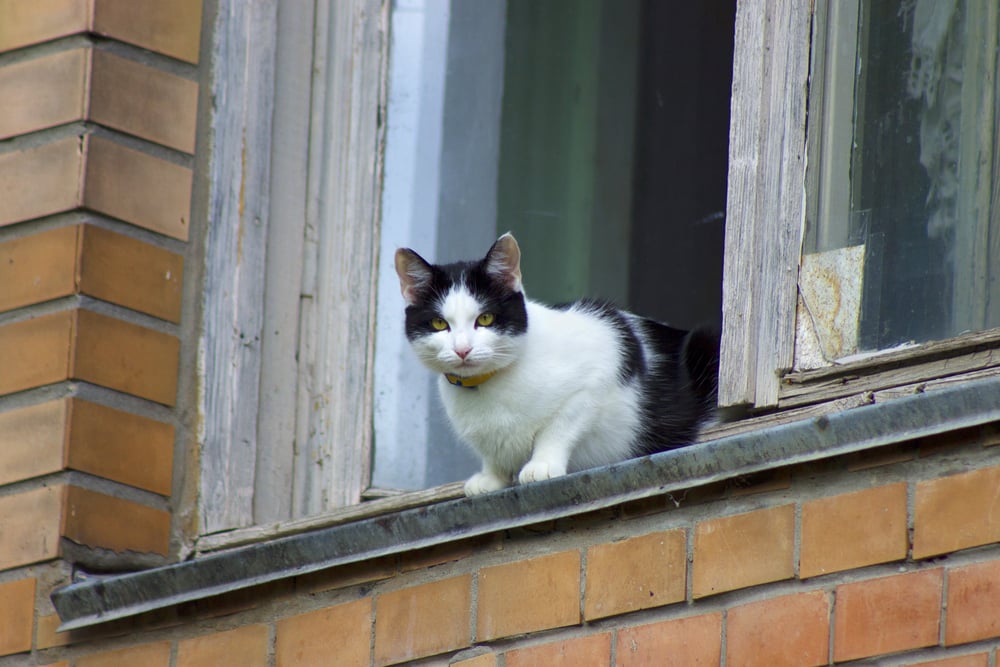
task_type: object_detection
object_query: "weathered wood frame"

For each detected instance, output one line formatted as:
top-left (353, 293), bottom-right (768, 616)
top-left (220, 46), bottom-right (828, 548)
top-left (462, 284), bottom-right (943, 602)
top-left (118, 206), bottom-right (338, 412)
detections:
top-left (199, 0), bottom-right (278, 534)
top-left (200, 0), bottom-right (387, 533)
top-left (197, 0), bottom-right (1000, 546)
top-left (722, 0), bottom-right (1000, 412)
top-left (719, 0), bottom-right (812, 408)
top-left (292, 0), bottom-right (386, 516)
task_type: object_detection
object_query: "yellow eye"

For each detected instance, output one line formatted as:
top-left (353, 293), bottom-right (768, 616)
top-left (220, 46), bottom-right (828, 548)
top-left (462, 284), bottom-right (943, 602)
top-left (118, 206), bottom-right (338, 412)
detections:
top-left (430, 317), bottom-right (449, 331)
top-left (476, 312), bottom-right (495, 327)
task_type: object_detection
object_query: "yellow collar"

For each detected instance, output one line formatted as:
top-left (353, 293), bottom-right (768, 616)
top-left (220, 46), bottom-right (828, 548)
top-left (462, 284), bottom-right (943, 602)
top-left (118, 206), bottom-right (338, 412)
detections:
top-left (444, 371), bottom-right (496, 389)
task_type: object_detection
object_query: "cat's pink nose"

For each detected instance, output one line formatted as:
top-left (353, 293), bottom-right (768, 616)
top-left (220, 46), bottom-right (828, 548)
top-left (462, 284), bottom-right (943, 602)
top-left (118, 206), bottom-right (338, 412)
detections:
top-left (455, 346), bottom-right (472, 360)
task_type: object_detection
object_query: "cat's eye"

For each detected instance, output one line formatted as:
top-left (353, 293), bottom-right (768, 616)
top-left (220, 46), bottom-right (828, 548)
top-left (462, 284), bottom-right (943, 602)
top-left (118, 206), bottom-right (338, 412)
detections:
top-left (430, 317), bottom-right (449, 331)
top-left (476, 312), bottom-right (495, 327)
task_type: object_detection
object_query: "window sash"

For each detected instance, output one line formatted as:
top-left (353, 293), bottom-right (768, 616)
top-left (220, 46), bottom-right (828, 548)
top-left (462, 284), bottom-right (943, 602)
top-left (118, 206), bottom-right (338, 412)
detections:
top-left (719, 0), bottom-right (811, 408)
top-left (199, 0), bottom-right (385, 534)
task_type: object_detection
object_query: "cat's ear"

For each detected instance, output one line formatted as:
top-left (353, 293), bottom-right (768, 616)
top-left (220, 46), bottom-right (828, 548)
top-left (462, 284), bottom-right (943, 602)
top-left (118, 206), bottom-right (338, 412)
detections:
top-left (484, 232), bottom-right (523, 292)
top-left (395, 248), bottom-right (434, 306)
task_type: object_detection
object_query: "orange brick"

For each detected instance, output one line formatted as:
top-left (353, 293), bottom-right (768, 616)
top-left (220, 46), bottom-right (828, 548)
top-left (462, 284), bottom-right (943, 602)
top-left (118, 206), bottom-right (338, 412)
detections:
top-left (276, 597), bottom-right (372, 667)
top-left (945, 560), bottom-right (1000, 645)
top-left (38, 663), bottom-right (70, 667)
top-left (914, 465), bottom-right (1000, 558)
top-left (83, 135), bottom-right (193, 241)
top-left (505, 632), bottom-right (611, 667)
top-left (76, 641), bottom-right (171, 667)
top-left (800, 483), bottom-right (908, 578)
top-left (0, 138), bottom-right (83, 227)
top-left (0, 401), bottom-right (68, 487)
top-left (616, 612), bottom-right (722, 667)
top-left (63, 486), bottom-right (171, 555)
top-left (67, 399), bottom-right (175, 495)
top-left (477, 550), bottom-right (581, 641)
top-left (0, 578), bottom-right (35, 656)
top-left (92, 0), bottom-right (203, 64)
top-left (35, 613), bottom-right (72, 649)
top-left (0, 310), bottom-right (179, 403)
top-left (0, 224), bottom-right (183, 321)
top-left (0, 49), bottom-right (88, 140)
top-left (177, 625), bottom-right (268, 667)
top-left (452, 653), bottom-right (496, 667)
top-left (0, 398), bottom-right (173, 495)
top-left (0, 0), bottom-right (90, 51)
top-left (833, 569), bottom-right (943, 662)
top-left (0, 311), bottom-right (76, 396)
top-left (90, 50), bottom-right (199, 153)
top-left (585, 529), bottom-right (686, 620)
top-left (726, 591), bottom-right (830, 667)
top-left (374, 575), bottom-right (472, 666)
top-left (0, 225), bottom-right (79, 312)
top-left (692, 505), bottom-right (794, 598)
top-left (899, 654), bottom-right (989, 667)
top-left (77, 225), bottom-right (185, 323)
top-left (0, 487), bottom-right (64, 570)
top-left (73, 309), bottom-right (180, 406)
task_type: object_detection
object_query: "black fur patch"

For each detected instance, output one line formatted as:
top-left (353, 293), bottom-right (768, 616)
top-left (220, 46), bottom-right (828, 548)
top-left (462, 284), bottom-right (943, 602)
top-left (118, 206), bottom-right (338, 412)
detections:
top-left (632, 319), bottom-right (719, 456)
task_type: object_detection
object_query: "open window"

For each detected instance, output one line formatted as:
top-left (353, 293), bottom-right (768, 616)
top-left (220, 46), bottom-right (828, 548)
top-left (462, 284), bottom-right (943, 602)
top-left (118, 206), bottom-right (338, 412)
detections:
top-left (371, 0), bottom-right (735, 493)
top-left (198, 0), bottom-right (1000, 549)
top-left (198, 0), bottom-right (736, 540)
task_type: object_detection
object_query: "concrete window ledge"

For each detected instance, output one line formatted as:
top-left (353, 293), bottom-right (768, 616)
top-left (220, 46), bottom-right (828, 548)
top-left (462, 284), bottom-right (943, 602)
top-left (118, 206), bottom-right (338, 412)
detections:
top-left (51, 375), bottom-right (1000, 631)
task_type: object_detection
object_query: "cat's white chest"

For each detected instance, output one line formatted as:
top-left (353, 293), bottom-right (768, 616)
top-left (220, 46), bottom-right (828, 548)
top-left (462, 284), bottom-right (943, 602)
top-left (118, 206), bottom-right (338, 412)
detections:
top-left (438, 377), bottom-right (547, 473)
top-left (436, 301), bottom-right (642, 478)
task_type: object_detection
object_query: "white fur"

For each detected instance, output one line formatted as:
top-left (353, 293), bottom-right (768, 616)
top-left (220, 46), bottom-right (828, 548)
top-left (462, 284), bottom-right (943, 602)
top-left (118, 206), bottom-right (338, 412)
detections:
top-left (420, 285), bottom-right (643, 496)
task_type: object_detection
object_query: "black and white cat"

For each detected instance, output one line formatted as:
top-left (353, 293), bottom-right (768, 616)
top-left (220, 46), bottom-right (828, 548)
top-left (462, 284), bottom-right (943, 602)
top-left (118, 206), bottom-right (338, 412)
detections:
top-left (394, 233), bottom-right (719, 496)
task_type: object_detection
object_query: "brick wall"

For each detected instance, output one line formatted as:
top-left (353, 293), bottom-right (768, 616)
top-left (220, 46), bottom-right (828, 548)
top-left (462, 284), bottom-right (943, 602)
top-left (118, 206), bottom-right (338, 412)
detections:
top-left (0, 0), bottom-right (203, 662)
top-left (2, 429), bottom-right (997, 665)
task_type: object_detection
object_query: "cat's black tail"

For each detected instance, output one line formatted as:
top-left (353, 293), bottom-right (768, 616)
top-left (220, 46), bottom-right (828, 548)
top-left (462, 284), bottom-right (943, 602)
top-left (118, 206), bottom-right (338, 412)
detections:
top-left (681, 326), bottom-right (720, 420)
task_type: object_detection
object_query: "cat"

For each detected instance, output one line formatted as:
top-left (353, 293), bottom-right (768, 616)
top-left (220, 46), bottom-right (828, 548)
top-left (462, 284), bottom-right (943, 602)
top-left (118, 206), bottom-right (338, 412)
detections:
top-left (394, 233), bottom-right (719, 496)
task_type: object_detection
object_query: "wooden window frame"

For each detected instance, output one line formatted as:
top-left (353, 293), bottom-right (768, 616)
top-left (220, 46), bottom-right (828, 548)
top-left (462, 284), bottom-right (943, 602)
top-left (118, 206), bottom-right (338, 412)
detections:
top-left (720, 0), bottom-right (1000, 412)
top-left (198, 0), bottom-right (1000, 548)
top-left (719, 0), bottom-right (811, 409)
top-left (199, 0), bottom-right (386, 535)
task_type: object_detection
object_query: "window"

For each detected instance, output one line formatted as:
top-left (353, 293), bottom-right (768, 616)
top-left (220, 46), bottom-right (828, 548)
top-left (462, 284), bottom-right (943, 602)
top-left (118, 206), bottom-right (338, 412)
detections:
top-left (198, 0), bottom-right (999, 548)
top-left (200, 0), bottom-right (735, 533)
top-left (720, 0), bottom-right (1000, 410)
top-left (803, 0), bottom-right (1000, 363)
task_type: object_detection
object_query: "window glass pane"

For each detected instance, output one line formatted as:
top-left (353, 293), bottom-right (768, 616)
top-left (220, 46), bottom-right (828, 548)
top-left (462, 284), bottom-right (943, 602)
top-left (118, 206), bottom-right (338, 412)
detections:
top-left (807, 0), bottom-right (1000, 354)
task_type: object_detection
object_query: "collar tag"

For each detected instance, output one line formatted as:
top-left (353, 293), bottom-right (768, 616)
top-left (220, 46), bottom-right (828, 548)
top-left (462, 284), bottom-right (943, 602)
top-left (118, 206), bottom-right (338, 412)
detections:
top-left (444, 371), bottom-right (496, 389)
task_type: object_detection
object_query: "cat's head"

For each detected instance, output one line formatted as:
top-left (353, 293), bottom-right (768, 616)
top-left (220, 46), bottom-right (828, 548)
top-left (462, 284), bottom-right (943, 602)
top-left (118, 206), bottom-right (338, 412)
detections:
top-left (394, 233), bottom-right (528, 378)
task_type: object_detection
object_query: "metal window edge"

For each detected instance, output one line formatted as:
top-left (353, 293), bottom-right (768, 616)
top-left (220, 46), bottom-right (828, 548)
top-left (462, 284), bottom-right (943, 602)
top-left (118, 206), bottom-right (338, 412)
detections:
top-left (52, 375), bottom-right (1000, 631)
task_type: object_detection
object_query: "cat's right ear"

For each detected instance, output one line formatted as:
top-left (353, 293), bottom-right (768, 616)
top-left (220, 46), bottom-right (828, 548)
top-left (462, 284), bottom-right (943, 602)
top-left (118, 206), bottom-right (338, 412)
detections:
top-left (395, 248), bottom-right (433, 306)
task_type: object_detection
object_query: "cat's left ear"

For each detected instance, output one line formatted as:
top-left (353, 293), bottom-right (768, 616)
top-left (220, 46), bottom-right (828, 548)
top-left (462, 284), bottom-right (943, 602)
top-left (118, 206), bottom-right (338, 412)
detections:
top-left (485, 232), bottom-right (523, 292)
top-left (395, 248), bottom-right (434, 306)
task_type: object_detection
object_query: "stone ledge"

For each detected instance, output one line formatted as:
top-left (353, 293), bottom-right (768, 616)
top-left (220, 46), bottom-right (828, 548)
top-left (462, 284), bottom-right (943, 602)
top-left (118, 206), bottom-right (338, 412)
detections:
top-left (51, 374), bottom-right (1000, 631)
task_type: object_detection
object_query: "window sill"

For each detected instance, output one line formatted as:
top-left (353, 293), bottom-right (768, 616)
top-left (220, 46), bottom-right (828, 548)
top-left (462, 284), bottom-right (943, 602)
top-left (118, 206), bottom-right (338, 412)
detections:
top-left (780, 327), bottom-right (1000, 408)
top-left (195, 335), bottom-right (1000, 557)
top-left (51, 374), bottom-right (1000, 631)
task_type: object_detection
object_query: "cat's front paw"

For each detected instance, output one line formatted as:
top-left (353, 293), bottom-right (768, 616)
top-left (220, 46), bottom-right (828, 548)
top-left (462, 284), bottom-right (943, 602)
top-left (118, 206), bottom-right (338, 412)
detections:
top-left (518, 460), bottom-right (567, 486)
top-left (464, 471), bottom-right (507, 497)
